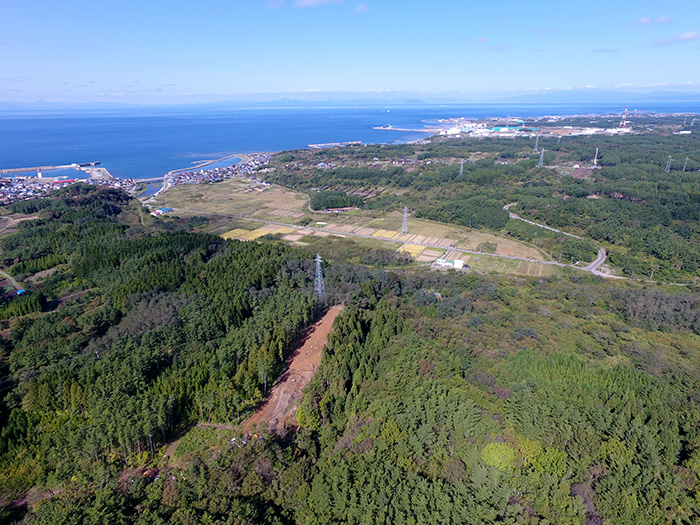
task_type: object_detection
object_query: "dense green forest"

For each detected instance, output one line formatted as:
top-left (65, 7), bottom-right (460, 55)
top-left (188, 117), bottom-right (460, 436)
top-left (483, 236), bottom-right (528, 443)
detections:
top-left (309, 191), bottom-right (364, 211)
top-left (0, 186), bottom-right (321, 521)
top-left (267, 122), bottom-right (700, 282)
top-left (2, 171), bottom-right (700, 523)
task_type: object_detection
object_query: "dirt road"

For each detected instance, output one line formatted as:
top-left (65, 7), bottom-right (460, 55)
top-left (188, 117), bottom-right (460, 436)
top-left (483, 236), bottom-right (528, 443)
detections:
top-left (244, 304), bottom-right (343, 433)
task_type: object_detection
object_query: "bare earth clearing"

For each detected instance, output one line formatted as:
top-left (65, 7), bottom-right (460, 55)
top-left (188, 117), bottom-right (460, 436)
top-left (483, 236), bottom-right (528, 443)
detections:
top-left (244, 305), bottom-right (343, 433)
top-left (164, 305), bottom-right (342, 458)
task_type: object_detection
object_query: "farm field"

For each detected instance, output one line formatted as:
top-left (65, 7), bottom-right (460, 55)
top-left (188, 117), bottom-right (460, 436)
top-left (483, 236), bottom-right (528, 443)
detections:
top-left (152, 176), bottom-right (549, 271)
top-left (150, 177), bottom-right (308, 222)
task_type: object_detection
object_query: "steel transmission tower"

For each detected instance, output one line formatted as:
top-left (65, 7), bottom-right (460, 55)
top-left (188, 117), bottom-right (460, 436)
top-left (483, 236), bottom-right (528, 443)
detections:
top-left (459, 160), bottom-right (464, 176)
top-left (619, 106), bottom-right (628, 128)
top-left (533, 135), bottom-right (539, 153)
top-left (538, 149), bottom-right (544, 167)
top-left (665, 155), bottom-right (672, 172)
top-left (402, 206), bottom-right (409, 235)
top-left (314, 253), bottom-right (326, 297)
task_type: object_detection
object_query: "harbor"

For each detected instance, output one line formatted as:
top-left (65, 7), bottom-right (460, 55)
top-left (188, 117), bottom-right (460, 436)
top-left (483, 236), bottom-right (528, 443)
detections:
top-left (0, 161), bottom-right (141, 204)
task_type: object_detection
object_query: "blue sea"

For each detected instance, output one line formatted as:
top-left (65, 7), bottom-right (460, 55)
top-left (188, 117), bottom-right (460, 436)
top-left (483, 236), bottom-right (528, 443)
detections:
top-left (1, 103), bottom-right (698, 180)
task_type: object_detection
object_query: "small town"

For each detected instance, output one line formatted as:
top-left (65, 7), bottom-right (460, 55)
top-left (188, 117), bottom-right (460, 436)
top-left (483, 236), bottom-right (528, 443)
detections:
top-left (164, 153), bottom-right (272, 187)
top-left (0, 173), bottom-right (141, 204)
top-left (0, 154), bottom-right (274, 205)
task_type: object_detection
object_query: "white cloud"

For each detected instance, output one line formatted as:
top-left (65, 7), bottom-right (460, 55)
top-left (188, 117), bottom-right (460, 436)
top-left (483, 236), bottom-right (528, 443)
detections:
top-left (635, 15), bottom-right (673, 26)
top-left (654, 31), bottom-right (700, 46)
top-left (353, 3), bottom-right (368, 14)
top-left (679, 31), bottom-right (700, 41)
top-left (474, 37), bottom-right (501, 51)
top-left (266, 0), bottom-right (284, 8)
top-left (293, 0), bottom-right (342, 7)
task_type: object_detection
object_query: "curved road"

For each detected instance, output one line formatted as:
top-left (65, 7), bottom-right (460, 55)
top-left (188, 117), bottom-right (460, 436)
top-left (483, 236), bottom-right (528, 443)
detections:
top-left (0, 269), bottom-right (21, 292)
top-left (504, 202), bottom-right (623, 278)
top-left (585, 248), bottom-right (607, 272)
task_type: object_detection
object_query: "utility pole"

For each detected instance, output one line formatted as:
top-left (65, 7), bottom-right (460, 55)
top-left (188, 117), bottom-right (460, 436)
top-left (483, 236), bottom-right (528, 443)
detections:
top-left (314, 254), bottom-right (326, 297)
top-left (402, 206), bottom-right (409, 235)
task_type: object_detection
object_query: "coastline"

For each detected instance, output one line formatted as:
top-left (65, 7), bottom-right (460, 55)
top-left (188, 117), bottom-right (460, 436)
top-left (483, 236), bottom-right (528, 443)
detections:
top-left (152, 152), bottom-right (275, 198)
top-left (2, 104), bottom-right (699, 182)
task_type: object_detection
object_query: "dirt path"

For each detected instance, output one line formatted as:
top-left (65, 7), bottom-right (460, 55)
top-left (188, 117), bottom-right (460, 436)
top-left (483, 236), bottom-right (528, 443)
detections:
top-left (244, 304), bottom-right (343, 433)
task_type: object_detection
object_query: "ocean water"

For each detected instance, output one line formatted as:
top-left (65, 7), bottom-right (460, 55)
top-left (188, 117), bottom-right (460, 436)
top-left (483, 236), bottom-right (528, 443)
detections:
top-left (1, 103), bottom-right (698, 180)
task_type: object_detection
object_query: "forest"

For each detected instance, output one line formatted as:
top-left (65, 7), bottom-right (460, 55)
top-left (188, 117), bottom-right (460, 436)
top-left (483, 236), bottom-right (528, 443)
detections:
top-left (1, 184), bottom-right (700, 523)
top-left (309, 191), bottom-right (364, 211)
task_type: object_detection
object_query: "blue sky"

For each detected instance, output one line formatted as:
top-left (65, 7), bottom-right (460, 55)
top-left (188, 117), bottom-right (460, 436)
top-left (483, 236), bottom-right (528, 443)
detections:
top-left (1, 0), bottom-right (699, 104)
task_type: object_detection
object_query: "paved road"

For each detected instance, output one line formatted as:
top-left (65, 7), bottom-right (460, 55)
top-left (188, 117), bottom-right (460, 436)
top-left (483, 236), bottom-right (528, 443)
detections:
top-left (585, 248), bottom-right (607, 272)
top-left (0, 269), bottom-right (21, 292)
top-left (503, 203), bottom-right (626, 279)
top-left (171, 207), bottom-right (625, 278)
top-left (503, 203), bottom-right (582, 239)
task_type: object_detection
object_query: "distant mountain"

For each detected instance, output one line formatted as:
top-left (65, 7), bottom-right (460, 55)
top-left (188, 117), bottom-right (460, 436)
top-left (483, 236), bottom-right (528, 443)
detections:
top-left (3, 89), bottom-right (700, 112)
top-left (498, 89), bottom-right (700, 104)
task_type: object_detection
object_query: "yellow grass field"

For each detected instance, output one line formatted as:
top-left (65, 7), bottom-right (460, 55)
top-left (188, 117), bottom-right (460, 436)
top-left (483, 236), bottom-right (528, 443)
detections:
top-left (239, 228), bottom-right (271, 240)
top-left (372, 229), bottom-right (399, 239)
top-left (398, 244), bottom-right (425, 256)
top-left (221, 228), bottom-right (250, 240)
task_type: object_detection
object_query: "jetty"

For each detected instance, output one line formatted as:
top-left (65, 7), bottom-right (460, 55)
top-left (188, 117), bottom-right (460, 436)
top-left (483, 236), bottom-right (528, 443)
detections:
top-left (372, 125), bottom-right (441, 133)
top-left (0, 161), bottom-right (101, 176)
top-left (309, 141), bottom-right (362, 149)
